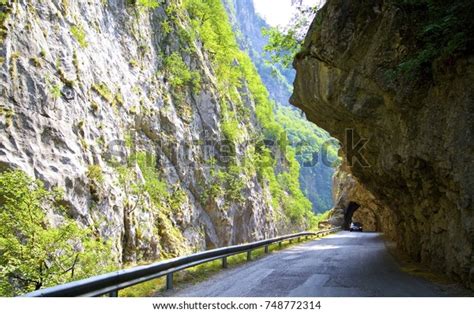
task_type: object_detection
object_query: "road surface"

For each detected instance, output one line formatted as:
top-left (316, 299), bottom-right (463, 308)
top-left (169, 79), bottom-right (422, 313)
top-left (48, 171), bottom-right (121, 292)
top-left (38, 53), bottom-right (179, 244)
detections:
top-left (165, 231), bottom-right (456, 297)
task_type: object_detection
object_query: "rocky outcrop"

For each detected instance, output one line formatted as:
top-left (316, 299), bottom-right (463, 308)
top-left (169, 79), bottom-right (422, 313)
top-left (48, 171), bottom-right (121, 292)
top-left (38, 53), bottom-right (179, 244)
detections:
top-left (0, 0), bottom-right (306, 267)
top-left (291, 0), bottom-right (474, 288)
top-left (329, 160), bottom-right (396, 238)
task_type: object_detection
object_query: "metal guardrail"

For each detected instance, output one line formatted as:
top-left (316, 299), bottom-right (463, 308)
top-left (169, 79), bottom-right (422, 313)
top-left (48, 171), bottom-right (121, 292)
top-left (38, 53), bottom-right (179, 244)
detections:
top-left (24, 227), bottom-right (340, 297)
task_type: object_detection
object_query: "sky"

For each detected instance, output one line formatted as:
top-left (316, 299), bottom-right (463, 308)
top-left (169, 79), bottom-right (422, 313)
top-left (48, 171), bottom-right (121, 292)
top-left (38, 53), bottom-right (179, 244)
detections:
top-left (252, 0), bottom-right (324, 27)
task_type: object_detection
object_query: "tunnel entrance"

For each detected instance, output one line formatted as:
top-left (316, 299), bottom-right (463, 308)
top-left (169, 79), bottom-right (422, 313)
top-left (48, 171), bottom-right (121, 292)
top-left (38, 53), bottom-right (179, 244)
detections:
top-left (343, 201), bottom-right (360, 230)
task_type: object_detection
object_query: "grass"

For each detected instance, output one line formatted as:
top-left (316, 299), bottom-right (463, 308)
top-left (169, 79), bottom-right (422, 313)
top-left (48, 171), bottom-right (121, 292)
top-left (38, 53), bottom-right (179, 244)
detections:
top-left (119, 232), bottom-right (332, 297)
top-left (70, 25), bottom-right (88, 48)
top-left (86, 164), bottom-right (104, 184)
top-left (51, 83), bottom-right (62, 99)
top-left (91, 83), bottom-right (114, 104)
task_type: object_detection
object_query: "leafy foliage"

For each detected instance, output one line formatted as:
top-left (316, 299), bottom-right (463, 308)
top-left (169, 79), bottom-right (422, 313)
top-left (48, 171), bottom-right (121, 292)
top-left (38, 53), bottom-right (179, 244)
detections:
top-left (133, 152), bottom-right (189, 257)
top-left (91, 82), bottom-right (114, 104)
top-left (127, 0), bottom-right (160, 9)
top-left (262, 27), bottom-right (301, 69)
top-left (202, 164), bottom-right (245, 205)
top-left (393, 0), bottom-right (474, 78)
top-left (136, 0), bottom-right (160, 9)
top-left (0, 170), bottom-right (113, 296)
top-left (164, 52), bottom-right (201, 91)
top-left (50, 83), bottom-right (62, 99)
top-left (275, 106), bottom-right (339, 165)
top-left (221, 119), bottom-right (241, 142)
top-left (184, 0), bottom-right (317, 228)
top-left (262, 5), bottom-right (317, 68)
top-left (70, 25), bottom-right (88, 48)
top-left (86, 164), bottom-right (104, 184)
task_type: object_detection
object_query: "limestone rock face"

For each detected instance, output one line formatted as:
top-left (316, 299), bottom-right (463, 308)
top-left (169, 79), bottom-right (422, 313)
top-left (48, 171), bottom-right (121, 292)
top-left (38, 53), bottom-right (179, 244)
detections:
top-left (291, 0), bottom-right (474, 288)
top-left (329, 161), bottom-right (396, 238)
top-left (0, 1), bottom-right (303, 267)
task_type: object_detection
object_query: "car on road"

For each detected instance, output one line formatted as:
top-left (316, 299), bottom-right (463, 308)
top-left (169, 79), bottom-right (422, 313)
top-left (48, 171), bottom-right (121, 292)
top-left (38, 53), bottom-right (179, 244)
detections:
top-left (350, 222), bottom-right (363, 232)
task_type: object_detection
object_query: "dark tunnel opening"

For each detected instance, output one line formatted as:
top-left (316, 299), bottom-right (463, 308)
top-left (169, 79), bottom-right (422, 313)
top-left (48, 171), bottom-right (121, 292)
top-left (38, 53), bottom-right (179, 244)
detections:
top-left (343, 201), bottom-right (360, 230)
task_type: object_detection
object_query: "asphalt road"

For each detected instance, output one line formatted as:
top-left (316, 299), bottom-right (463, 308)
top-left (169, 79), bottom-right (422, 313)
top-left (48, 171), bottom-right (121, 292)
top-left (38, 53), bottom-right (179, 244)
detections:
top-left (165, 231), bottom-right (454, 297)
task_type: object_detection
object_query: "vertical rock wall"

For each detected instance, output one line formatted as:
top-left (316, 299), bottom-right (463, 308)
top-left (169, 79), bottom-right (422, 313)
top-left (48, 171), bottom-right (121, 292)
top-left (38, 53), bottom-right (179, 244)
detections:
top-left (0, 0), bottom-right (306, 267)
top-left (291, 0), bottom-right (474, 288)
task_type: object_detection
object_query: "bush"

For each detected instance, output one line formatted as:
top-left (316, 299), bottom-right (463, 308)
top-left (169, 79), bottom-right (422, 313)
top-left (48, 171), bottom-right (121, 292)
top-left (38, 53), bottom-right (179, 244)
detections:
top-left (70, 25), bottom-right (88, 48)
top-left (86, 164), bottom-right (104, 184)
top-left (393, 0), bottom-right (474, 79)
top-left (0, 170), bottom-right (113, 296)
top-left (164, 52), bottom-right (201, 91)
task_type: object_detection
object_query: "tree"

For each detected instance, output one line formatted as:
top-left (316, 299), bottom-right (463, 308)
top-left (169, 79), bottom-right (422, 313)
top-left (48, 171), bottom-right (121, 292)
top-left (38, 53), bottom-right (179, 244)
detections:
top-left (0, 170), bottom-right (113, 296)
top-left (262, 4), bottom-right (318, 68)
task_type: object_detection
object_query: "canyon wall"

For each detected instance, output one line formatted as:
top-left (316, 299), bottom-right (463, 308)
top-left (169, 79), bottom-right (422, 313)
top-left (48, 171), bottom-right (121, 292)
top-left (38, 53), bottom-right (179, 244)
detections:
top-left (224, 0), bottom-right (336, 213)
top-left (0, 0), bottom-right (310, 269)
top-left (291, 0), bottom-right (474, 288)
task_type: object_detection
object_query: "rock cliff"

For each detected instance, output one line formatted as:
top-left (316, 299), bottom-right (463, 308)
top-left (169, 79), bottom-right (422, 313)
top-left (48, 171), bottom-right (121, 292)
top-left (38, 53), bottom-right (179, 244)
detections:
top-left (224, 0), bottom-right (336, 213)
top-left (0, 0), bottom-right (312, 269)
top-left (330, 160), bottom-right (396, 238)
top-left (291, 0), bottom-right (474, 288)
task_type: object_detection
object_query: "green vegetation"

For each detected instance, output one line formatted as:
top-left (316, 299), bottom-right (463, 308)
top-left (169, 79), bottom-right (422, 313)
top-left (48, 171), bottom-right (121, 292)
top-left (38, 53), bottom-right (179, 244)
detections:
top-left (115, 91), bottom-right (124, 106)
top-left (90, 100), bottom-right (99, 112)
top-left (0, 170), bottom-right (113, 296)
top-left (161, 20), bottom-right (172, 34)
top-left (73, 49), bottom-right (80, 75)
top-left (202, 164), bottom-right (245, 205)
top-left (262, 5), bottom-right (316, 68)
top-left (312, 209), bottom-right (332, 228)
top-left (129, 58), bottom-right (139, 68)
top-left (30, 56), bottom-right (42, 68)
top-left (113, 151), bottom-right (189, 259)
top-left (87, 164), bottom-right (104, 184)
top-left (54, 58), bottom-right (74, 87)
top-left (0, 105), bottom-right (14, 127)
top-left (128, 0), bottom-right (160, 10)
top-left (0, 0), bottom-right (12, 44)
top-left (392, 0), bottom-right (474, 79)
top-left (120, 232), bottom-right (331, 296)
top-left (262, 27), bottom-right (301, 69)
top-left (163, 52), bottom-right (201, 91)
top-left (221, 119), bottom-right (241, 142)
top-left (51, 83), bottom-right (62, 99)
top-left (70, 25), bottom-right (88, 48)
top-left (184, 0), bottom-right (317, 228)
top-left (275, 106), bottom-right (339, 165)
top-left (91, 82), bottom-right (114, 104)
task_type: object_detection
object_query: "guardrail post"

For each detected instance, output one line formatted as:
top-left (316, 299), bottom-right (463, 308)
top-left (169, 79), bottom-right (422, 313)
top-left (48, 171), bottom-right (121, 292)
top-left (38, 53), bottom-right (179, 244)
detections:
top-left (305, 236), bottom-right (308, 240)
top-left (279, 241), bottom-right (282, 248)
top-left (222, 256), bottom-right (228, 268)
top-left (298, 237), bottom-right (300, 242)
top-left (108, 290), bottom-right (118, 297)
top-left (247, 250), bottom-right (252, 261)
top-left (264, 245), bottom-right (269, 253)
top-left (166, 273), bottom-right (173, 290)
top-left (289, 239), bottom-right (292, 244)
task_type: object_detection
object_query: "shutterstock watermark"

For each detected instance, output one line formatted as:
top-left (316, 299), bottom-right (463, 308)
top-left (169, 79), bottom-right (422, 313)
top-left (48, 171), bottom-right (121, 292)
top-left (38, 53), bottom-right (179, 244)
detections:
top-left (343, 129), bottom-right (370, 167)
top-left (102, 127), bottom-right (370, 170)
